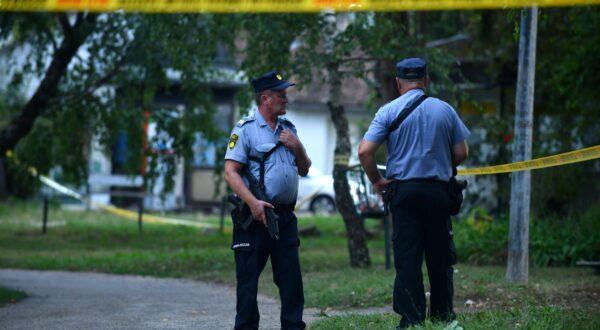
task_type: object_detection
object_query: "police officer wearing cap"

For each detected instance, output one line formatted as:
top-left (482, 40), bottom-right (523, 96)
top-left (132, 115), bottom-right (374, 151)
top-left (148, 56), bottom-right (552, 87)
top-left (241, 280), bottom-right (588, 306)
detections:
top-left (224, 71), bottom-right (311, 330)
top-left (358, 58), bottom-right (470, 329)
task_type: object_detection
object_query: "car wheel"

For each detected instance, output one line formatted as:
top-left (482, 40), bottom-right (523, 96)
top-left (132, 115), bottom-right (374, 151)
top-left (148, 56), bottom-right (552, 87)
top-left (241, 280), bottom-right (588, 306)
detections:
top-left (309, 195), bottom-right (336, 215)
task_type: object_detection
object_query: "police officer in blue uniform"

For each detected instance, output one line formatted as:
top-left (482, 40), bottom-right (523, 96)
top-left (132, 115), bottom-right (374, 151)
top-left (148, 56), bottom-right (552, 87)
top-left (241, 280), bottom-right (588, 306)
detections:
top-left (224, 71), bottom-right (311, 330)
top-left (358, 58), bottom-right (470, 329)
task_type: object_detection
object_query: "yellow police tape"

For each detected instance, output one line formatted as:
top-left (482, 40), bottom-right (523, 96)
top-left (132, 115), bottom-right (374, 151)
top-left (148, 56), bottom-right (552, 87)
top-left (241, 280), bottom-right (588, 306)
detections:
top-left (1, 0), bottom-right (600, 13)
top-left (5, 150), bottom-right (224, 230)
top-left (458, 144), bottom-right (600, 176)
top-left (5, 144), bottom-right (600, 227)
top-left (94, 203), bottom-right (221, 230)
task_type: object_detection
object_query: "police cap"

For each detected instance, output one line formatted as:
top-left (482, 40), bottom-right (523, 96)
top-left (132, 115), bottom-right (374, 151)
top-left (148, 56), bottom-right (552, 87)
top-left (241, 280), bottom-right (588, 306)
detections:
top-left (396, 58), bottom-right (427, 80)
top-left (251, 71), bottom-right (295, 93)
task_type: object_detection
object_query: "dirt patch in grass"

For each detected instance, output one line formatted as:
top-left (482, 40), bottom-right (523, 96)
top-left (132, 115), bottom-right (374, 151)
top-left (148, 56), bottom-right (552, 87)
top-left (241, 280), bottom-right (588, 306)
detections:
top-left (455, 282), bottom-right (600, 313)
top-left (551, 283), bottom-right (600, 311)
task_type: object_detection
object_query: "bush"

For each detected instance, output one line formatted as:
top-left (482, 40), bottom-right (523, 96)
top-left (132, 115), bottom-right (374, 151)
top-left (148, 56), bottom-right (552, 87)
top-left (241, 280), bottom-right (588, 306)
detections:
top-left (530, 206), bottom-right (600, 266)
top-left (454, 206), bottom-right (600, 266)
top-left (454, 207), bottom-right (509, 265)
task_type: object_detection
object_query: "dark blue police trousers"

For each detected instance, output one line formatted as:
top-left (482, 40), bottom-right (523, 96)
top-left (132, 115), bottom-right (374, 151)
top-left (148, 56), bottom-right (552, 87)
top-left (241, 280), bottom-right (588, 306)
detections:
top-left (232, 205), bottom-right (305, 330)
top-left (389, 180), bottom-right (457, 327)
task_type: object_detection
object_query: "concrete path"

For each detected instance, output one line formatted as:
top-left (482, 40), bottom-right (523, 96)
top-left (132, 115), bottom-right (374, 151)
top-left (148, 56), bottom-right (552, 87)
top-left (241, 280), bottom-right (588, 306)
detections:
top-left (0, 269), bottom-right (323, 330)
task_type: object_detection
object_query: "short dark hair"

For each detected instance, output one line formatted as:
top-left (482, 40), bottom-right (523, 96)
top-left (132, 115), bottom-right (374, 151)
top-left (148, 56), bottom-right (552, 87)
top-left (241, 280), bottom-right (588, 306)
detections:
top-left (255, 91), bottom-right (267, 106)
top-left (398, 76), bottom-right (427, 83)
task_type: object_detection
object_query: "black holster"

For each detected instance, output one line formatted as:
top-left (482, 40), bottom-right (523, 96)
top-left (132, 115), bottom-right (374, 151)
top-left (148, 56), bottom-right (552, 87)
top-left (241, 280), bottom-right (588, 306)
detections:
top-left (382, 180), bottom-right (398, 216)
top-left (229, 196), bottom-right (252, 230)
top-left (448, 176), bottom-right (467, 216)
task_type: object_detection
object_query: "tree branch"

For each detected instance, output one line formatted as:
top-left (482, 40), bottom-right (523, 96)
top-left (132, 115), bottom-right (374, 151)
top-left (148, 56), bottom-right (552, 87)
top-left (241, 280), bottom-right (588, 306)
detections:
top-left (38, 23), bottom-right (58, 52)
top-left (57, 13), bottom-right (73, 40)
top-left (337, 67), bottom-right (380, 75)
top-left (338, 56), bottom-right (380, 63)
top-left (0, 14), bottom-right (97, 154)
top-left (49, 57), bottom-right (126, 113)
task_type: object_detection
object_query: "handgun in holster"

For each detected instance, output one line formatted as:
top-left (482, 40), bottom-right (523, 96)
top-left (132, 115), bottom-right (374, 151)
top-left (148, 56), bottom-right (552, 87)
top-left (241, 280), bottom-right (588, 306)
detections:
top-left (228, 195), bottom-right (254, 231)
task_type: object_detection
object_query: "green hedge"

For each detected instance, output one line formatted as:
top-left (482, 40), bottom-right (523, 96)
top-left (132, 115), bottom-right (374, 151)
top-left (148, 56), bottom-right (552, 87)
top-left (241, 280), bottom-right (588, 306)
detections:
top-left (454, 206), bottom-right (600, 266)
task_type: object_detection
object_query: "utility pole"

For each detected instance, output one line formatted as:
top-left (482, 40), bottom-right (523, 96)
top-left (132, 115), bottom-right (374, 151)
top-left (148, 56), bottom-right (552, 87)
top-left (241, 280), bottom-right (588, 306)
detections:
top-left (507, 7), bottom-right (538, 283)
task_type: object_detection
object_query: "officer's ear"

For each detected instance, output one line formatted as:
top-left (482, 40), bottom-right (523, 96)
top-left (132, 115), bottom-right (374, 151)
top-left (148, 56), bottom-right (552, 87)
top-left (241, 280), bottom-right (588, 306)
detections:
top-left (395, 77), bottom-right (402, 93)
top-left (257, 92), bottom-right (268, 106)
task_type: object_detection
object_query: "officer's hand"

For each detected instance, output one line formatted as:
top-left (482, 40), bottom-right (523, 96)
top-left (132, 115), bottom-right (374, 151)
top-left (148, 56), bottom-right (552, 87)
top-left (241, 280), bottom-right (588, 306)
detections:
top-left (279, 129), bottom-right (301, 151)
top-left (249, 199), bottom-right (274, 226)
top-left (374, 178), bottom-right (392, 198)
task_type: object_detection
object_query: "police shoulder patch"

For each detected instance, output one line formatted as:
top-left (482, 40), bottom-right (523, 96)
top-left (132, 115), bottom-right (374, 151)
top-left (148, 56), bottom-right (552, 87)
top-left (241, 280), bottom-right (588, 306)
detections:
top-left (228, 133), bottom-right (239, 150)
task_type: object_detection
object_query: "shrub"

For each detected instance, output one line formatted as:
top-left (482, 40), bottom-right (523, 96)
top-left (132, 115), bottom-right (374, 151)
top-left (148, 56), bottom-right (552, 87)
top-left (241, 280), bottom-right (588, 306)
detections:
top-left (454, 206), bottom-right (600, 266)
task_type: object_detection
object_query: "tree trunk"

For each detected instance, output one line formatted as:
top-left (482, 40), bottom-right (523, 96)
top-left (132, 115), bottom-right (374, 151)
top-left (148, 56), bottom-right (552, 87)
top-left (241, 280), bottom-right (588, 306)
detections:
top-left (507, 7), bottom-right (538, 284)
top-left (327, 61), bottom-right (371, 268)
top-left (0, 156), bottom-right (6, 201)
top-left (376, 59), bottom-right (399, 107)
top-left (0, 13), bottom-right (97, 155)
top-left (374, 12), bottom-right (405, 107)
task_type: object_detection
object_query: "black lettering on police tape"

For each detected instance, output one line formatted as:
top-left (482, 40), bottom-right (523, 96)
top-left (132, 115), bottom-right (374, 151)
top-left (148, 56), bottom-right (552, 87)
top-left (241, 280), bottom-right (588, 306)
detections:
top-left (579, 150), bottom-right (592, 157)
top-left (200, 0), bottom-right (242, 4)
top-left (580, 149), bottom-right (599, 157)
top-left (119, 0), bottom-right (156, 7)
top-left (0, 0), bottom-right (46, 9)
top-left (150, 0), bottom-right (233, 5)
top-left (248, 0), bottom-right (303, 3)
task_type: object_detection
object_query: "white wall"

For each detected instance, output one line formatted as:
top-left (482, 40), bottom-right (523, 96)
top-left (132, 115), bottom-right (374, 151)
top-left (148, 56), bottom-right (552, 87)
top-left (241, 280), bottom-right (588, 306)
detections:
top-left (285, 110), bottom-right (336, 175)
top-left (286, 108), bottom-right (365, 176)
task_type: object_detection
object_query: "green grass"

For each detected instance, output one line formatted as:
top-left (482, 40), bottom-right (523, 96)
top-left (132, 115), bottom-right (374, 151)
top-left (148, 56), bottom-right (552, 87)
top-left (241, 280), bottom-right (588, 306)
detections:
top-left (309, 307), bottom-right (600, 329)
top-left (0, 287), bottom-right (27, 306)
top-left (0, 201), bottom-right (390, 288)
top-left (1, 200), bottom-right (599, 330)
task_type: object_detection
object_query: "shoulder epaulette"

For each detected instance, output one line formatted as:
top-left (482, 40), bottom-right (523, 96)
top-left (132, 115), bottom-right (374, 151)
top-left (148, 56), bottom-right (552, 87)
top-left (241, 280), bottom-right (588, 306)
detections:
top-left (236, 116), bottom-right (255, 127)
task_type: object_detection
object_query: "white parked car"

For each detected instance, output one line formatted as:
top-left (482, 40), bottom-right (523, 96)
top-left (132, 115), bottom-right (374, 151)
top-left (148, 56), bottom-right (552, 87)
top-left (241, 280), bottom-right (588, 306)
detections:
top-left (296, 167), bottom-right (374, 215)
top-left (296, 168), bottom-right (337, 215)
top-left (346, 164), bottom-right (385, 217)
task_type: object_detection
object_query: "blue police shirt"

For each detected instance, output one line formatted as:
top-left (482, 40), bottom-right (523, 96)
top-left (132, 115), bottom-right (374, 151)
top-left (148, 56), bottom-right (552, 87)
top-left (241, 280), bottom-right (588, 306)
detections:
top-left (363, 89), bottom-right (470, 182)
top-left (224, 111), bottom-right (300, 204)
